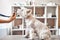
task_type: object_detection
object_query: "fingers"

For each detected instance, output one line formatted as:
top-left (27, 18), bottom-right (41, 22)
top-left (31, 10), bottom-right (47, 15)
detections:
top-left (11, 13), bottom-right (16, 20)
top-left (13, 13), bottom-right (16, 19)
top-left (12, 13), bottom-right (16, 17)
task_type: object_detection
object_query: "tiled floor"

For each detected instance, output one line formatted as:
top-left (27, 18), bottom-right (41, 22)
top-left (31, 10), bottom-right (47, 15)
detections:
top-left (0, 35), bottom-right (59, 40)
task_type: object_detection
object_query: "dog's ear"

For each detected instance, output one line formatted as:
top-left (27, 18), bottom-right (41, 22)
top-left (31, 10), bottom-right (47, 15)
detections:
top-left (29, 9), bottom-right (32, 14)
top-left (27, 9), bottom-right (32, 15)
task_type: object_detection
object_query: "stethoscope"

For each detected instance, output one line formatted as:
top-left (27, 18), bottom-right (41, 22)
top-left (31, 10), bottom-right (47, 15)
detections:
top-left (0, 14), bottom-right (10, 17)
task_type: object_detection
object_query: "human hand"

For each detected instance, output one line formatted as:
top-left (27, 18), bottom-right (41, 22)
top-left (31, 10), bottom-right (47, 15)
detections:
top-left (9, 13), bottom-right (16, 22)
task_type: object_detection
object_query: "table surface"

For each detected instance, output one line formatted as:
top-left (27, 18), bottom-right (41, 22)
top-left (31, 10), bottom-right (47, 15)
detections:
top-left (0, 35), bottom-right (60, 40)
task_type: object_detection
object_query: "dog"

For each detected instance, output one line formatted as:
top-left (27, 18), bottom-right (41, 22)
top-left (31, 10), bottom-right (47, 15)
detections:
top-left (17, 7), bottom-right (51, 40)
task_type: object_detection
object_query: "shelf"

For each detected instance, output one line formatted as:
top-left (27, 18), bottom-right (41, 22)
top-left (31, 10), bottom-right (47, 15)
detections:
top-left (35, 5), bottom-right (46, 7)
top-left (46, 5), bottom-right (57, 7)
top-left (46, 7), bottom-right (56, 18)
top-left (24, 5), bottom-right (34, 7)
top-left (46, 17), bottom-right (57, 19)
top-left (12, 5), bottom-right (34, 7)
top-left (16, 17), bottom-right (22, 19)
top-left (35, 17), bottom-right (45, 18)
top-left (12, 5), bottom-right (46, 7)
top-left (49, 28), bottom-right (56, 30)
top-left (11, 4), bottom-right (58, 35)
top-left (12, 29), bottom-right (25, 31)
top-left (12, 4), bottom-right (57, 7)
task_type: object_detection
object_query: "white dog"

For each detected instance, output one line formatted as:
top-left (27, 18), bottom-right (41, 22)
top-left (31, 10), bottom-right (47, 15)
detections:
top-left (17, 7), bottom-right (51, 40)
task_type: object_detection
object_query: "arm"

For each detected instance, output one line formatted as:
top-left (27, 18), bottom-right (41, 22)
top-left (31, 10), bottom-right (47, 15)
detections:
top-left (0, 13), bottom-right (16, 23)
top-left (0, 19), bottom-right (11, 23)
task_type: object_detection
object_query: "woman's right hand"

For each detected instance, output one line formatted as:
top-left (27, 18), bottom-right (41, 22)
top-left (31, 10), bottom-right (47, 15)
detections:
top-left (9, 13), bottom-right (16, 22)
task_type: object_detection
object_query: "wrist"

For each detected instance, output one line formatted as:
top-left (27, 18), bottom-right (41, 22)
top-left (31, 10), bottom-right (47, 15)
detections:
top-left (8, 18), bottom-right (12, 22)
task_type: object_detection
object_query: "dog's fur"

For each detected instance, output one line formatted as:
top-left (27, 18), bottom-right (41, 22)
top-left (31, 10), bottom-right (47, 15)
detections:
top-left (17, 7), bottom-right (51, 40)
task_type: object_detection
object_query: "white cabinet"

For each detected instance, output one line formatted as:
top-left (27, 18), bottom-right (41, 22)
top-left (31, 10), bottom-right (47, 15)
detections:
top-left (11, 2), bottom-right (58, 36)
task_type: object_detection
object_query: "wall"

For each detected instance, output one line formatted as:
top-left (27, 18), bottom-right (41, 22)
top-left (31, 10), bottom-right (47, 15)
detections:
top-left (0, 0), bottom-right (11, 15)
top-left (35, 0), bottom-right (60, 5)
top-left (0, 0), bottom-right (12, 37)
top-left (0, 0), bottom-right (60, 15)
top-left (0, 0), bottom-right (12, 27)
